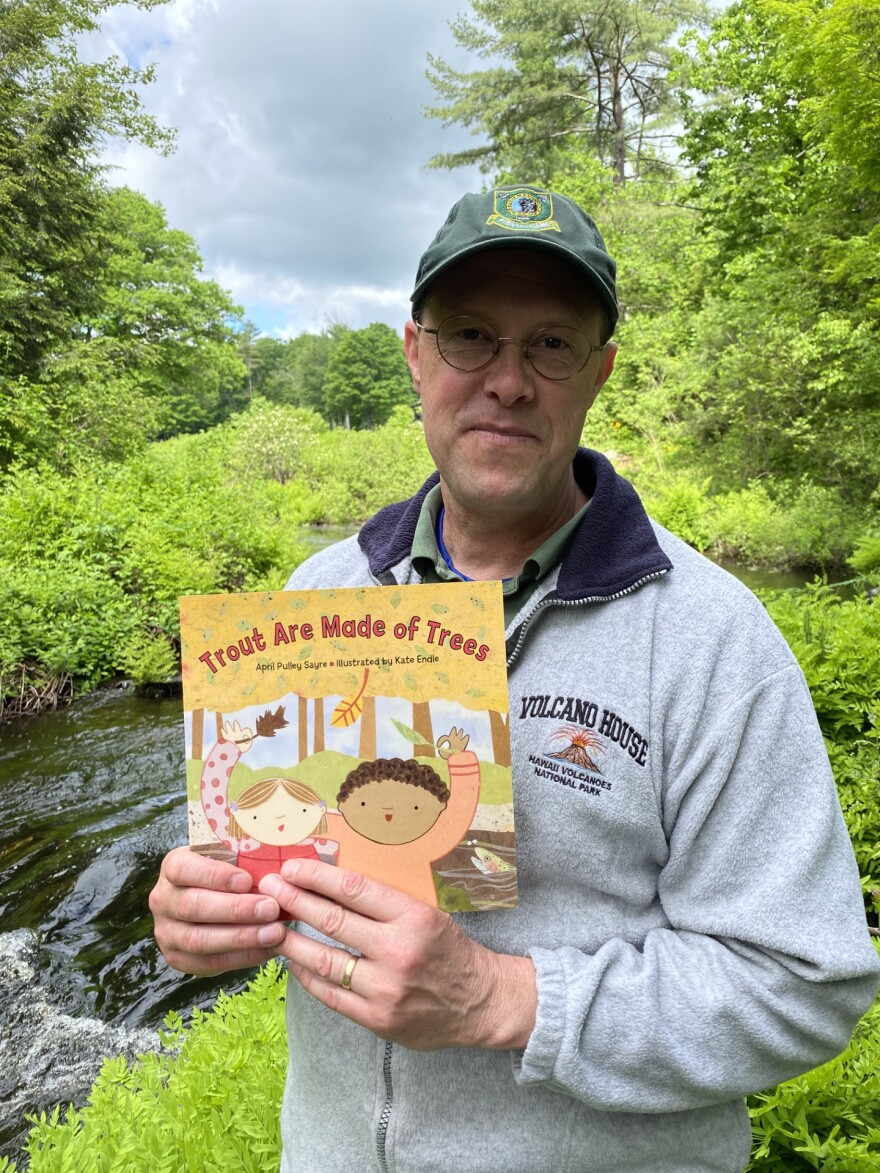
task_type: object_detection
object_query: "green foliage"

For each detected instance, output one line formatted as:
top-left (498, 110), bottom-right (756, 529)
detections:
top-left (746, 953), bottom-right (880, 1170)
top-left (631, 471), bottom-right (861, 571)
top-left (667, 0), bottom-right (880, 500)
top-left (0, 1), bottom-right (251, 470)
top-left (299, 406), bottom-right (434, 523)
top-left (850, 537), bottom-right (880, 576)
top-left (0, 426), bottom-right (313, 694)
top-left (707, 482), bottom-right (859, 571)
top-left (0, 0), bottom-right (174, 382)
top-left (0, 403), bottom-right (435, 697)
top-left (224, 400), bottom-right (327, 484)
top-left (118, 629), bottom-right (178, 689)
top-left (0, 0), bottom-right (187, 470)
top-left (644, 475), bottom-right (714, 551)
top-left (14, 960), bottom-right (289, 1173)
top-left (87, 187), bottom-right (246, 438)
top-left (848, 493), bottom-right (880, 575)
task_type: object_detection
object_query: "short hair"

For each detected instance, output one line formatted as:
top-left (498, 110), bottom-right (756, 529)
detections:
top-left (228, 775), bottom-right (328, 839)
top-left (337, 758), bottom-right (450, 805)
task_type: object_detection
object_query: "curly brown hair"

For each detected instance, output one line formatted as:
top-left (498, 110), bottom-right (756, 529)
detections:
top-left (337, 758), bottom-right (450, 806)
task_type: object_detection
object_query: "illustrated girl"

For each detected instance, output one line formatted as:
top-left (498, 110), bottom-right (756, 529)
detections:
top-left (200, 706), bottom-right (337, 892)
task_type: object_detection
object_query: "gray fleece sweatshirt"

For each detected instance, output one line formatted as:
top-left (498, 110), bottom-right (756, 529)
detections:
top-left (279, 449), bottom-right (879, 1173)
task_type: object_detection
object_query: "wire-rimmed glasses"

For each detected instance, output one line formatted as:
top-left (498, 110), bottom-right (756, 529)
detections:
top-left (414, 314), bottom-right (602, 381)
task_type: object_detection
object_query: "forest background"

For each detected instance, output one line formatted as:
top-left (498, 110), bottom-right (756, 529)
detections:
top-left (1, 0), bottom-right (878, 1169)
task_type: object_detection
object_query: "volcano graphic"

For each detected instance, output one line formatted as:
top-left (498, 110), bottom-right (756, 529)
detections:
top-left (547, 725), bottom-right (604, 774)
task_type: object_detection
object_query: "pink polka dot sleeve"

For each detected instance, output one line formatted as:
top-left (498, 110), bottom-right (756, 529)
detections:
top-left (199, 739), bottom-right (259, 852)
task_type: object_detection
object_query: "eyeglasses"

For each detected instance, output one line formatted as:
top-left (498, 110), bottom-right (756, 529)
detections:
top-left (415, 314), bottom-right (603, 381)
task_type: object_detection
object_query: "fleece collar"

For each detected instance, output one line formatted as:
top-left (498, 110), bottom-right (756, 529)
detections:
top-left (357, 448), bottom-right (672, 601)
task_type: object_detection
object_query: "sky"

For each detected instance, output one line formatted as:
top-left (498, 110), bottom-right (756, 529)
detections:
top-left (92, 0), bottom-right (488, 339)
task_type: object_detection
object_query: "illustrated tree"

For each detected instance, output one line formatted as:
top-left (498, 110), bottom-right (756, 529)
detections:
top-left (424, 0), bottom-right (710, 184)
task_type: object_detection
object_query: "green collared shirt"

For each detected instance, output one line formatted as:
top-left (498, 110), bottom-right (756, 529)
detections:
top-left (411, 484), bottom-right (589, 627)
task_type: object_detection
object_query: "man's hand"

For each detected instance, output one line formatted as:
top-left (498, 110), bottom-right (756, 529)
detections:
top-left (149, 846), bottom-right (288, 975)
top-left (259, 859), bottom-right (537, 1052)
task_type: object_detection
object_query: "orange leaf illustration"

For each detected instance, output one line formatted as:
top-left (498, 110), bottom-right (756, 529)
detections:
top-left (330, 669), bottom-right (370, 728)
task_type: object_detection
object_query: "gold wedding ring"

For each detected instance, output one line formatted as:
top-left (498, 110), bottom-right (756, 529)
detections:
top-left (340, 955), bottom-right (358, 990)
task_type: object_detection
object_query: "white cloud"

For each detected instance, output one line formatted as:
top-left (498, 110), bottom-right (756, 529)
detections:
top-left (90, 0), bottom-right (488, 338)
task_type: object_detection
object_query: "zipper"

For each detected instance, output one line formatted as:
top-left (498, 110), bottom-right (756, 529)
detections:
top-left (365, 565), bottom-right (666, 1172)
top-left (505, 570), bottom-right (670, 669)
top-left (375, 1040), bottom-right (394, 1172)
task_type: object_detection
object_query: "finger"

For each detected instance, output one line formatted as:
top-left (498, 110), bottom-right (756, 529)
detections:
top-left (167, 885), bottom-right (282, 926)
top-left (258, 871), bottom-right (372, 954)
top-left (278, 930), bottom-right (368, 996)
top-left (161, 942), bottom-right (287, 977)
top-left (282, 948), bottom-right (384, 1032)
top-left (275, 858), bottom-right (412, 923)
top-left (153, 909), bottom-right (291, 976)
top-left (161, 916), bottom-right (289, 960)
top-left (161, 845), bottom-right (254, 895)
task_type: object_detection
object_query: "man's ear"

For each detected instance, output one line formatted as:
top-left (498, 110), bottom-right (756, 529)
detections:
top-left (595, 341), bottom-right (617, 392)
top-left (403, 319), bottom-right (421, 393)
top-left (583, 341), bottom-right (617, 412)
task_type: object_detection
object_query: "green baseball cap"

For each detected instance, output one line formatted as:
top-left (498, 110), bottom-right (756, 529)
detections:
top-left (410, 185), bottom-right (619, 333)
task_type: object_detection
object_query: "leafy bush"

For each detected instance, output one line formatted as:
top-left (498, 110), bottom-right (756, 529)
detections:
top-left (224, 401), bottom-right (327, 484)
top-left (300, 407), bottom-right (434, 523)
top-left (642, 474), bottom-right (714, 551)
top-left (707, 481), bottom-right (857, 571)
top-left (0, 431), bottom-right (311, 697)
top-left (632, 472), bottom-right (859, 571)
top-left (0, 403), bottom-right (436, 701)
top-left (10, 962), bottom-right (289, 1173)
top-left (849, 534), bottom-right (880, 575)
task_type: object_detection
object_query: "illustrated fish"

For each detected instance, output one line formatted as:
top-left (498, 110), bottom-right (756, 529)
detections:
top-left (471, 847), bottom-right (514, 875)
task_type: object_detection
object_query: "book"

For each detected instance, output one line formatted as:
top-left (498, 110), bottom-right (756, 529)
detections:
top-left (179, 580), bottom-right (517, 912)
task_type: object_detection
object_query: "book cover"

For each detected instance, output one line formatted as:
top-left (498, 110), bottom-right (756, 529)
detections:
top-left (180, 581), bottom-right (517, 912)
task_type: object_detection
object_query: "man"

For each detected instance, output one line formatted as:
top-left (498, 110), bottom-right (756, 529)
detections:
top-left (151, 185), bottom-right (880, 1172)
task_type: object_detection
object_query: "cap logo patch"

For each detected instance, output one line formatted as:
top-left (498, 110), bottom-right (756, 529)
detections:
top-left (487, 188), bottom-right (560, 233)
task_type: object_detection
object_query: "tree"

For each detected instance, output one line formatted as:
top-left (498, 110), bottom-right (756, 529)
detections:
top-left (0, 0), bottom-right (174, 379)
top-left (234, 326), bottom-right (294, 403)
top-left (288, 326), bottom-right (346, 415)
top-left (0, 0), bottom-right (185, 468)
top-left (321, 323), bottom-right (415, 429)
top-left (84, 187), bottom-right (245, 436)
top-left (425, 0), bottom-right (709, 183)
top-left (667, 0), bottom-right (880, 498)
top-left (0, 186), bottom-right (246, 466)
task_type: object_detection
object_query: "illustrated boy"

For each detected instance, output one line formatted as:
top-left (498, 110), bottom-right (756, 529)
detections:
top-left (324, 726), bottom-right (479, 905)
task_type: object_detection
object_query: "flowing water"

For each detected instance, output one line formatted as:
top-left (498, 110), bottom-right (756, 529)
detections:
top-left (0, 686), bottom-right (243, 1030)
